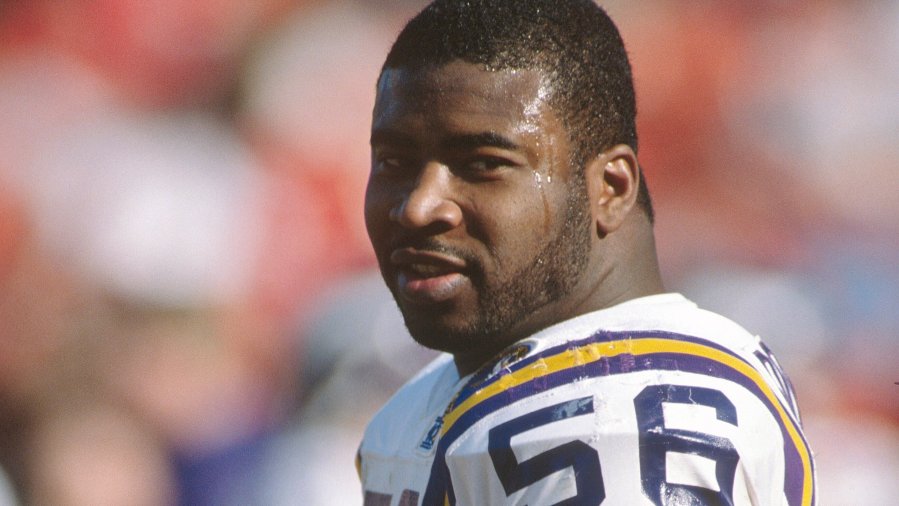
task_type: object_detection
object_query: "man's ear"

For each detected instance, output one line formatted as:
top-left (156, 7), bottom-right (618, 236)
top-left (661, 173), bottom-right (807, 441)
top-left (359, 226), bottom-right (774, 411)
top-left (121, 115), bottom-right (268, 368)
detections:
top-left (584, 144), bottom-right (640, 237)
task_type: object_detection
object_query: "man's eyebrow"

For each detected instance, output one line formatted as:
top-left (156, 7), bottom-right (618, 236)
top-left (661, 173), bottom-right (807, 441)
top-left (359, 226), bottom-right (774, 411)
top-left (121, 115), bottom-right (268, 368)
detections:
top-left (370, 129), bottom-right (522, 152)
top-left (442, 132), bottom-right (521, 151)
top-left (370, 128), bottom-right (415, 147)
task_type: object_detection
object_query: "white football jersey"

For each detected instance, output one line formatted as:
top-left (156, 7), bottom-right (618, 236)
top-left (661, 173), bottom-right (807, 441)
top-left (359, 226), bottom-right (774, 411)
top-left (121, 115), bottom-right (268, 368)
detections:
top-left (358, 293), bottom-right (817, 505)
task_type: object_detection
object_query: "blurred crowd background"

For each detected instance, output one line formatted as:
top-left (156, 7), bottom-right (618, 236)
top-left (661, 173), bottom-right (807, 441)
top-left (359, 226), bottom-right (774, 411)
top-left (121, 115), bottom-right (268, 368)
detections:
top-left (0, 0), bottom-right (895, 504)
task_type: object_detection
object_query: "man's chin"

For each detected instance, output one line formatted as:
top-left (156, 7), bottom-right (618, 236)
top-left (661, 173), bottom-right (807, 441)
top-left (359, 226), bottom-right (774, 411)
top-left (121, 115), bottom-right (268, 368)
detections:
top-left (402, 315), bottom-right (481, 355)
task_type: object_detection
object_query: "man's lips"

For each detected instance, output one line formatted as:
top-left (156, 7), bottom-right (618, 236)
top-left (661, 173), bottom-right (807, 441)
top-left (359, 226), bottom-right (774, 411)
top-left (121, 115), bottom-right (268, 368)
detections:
top-left (390, 248), bottom-right (467, 274)
top-left (389, 248), bottom-right (469, 304)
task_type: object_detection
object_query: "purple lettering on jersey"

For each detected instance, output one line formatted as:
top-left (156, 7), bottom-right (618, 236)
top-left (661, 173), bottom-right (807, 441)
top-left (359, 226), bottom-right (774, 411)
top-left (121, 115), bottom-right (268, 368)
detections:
top-left (398, 489), bottom-right (420, 506)
top-left (364, 489), bottom-right (420, 506)
top-left (363, 491), bottom-right (391, 506)
top-left (419, 416), bottom-right (443, 451)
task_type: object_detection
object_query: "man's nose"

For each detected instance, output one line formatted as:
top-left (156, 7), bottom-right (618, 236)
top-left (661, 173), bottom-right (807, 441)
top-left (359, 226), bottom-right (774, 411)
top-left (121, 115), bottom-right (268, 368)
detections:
top-left (390, 162), bottom-right (462, 230)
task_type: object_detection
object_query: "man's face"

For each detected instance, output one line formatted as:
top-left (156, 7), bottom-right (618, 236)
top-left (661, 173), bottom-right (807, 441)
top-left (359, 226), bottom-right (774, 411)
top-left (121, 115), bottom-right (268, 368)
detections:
top-left (365, 60), bottom-right (594, 370)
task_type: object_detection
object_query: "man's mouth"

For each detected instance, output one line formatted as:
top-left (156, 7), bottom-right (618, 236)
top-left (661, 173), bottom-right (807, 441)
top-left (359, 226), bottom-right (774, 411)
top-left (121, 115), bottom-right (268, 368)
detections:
top-left (390, 248), bottom-right (469, 304)
top-left (403, 262), bottom-right (457, 279)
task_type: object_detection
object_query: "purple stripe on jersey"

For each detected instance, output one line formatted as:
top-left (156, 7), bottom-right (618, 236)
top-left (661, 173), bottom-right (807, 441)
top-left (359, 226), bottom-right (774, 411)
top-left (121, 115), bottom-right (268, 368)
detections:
top-left (448, 330), bottom-right (753, 415)
top-left (425, 346), bottom-right (812, 506)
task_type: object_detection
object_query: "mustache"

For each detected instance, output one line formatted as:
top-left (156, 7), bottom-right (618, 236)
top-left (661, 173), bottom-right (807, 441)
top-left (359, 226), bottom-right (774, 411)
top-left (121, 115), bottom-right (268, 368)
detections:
top-left (388, 235), bottom-right (480, 267)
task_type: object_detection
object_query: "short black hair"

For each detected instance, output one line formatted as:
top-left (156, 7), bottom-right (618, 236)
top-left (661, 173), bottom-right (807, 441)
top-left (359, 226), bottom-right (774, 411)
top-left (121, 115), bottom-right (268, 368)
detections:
top-left (381, 0), bottom-right (653, 222)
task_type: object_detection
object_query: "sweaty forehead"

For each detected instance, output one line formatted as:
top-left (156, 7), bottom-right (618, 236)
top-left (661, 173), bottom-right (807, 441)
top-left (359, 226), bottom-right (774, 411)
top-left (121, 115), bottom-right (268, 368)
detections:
top-left (373, 61), bottom-right (554, 130)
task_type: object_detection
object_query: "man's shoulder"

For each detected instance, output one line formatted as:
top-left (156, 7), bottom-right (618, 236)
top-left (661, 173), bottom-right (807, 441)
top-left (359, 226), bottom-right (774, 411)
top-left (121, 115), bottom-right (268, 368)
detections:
top-left (533, 292), bottom-right (764, 357)
top-left (464, 293), bottom-right (805, 440)
top-left (362, 353), bottom-right (457, 450)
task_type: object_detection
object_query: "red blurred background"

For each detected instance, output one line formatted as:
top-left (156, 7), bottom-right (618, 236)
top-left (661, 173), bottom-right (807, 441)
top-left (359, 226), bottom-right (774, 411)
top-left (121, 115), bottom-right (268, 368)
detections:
top-left (0, 1), bottom-right (896, 504)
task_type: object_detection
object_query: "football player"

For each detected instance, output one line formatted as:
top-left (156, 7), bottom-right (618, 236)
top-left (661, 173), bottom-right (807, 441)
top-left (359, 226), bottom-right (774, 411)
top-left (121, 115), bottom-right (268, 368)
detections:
top-left (358, 1), bottom-right (817, 504)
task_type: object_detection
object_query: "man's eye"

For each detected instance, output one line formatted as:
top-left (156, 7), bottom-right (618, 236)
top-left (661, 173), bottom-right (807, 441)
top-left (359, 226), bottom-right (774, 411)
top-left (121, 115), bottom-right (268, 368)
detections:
top-left (376, 156), bottom-right (411, 173)
top-left (463, 157), bottom-right (508, 173)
